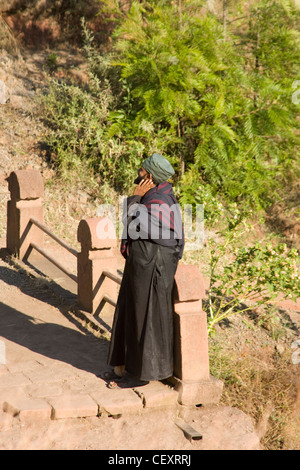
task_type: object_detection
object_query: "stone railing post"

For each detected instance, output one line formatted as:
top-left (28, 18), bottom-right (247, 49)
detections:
top-left (6, 169), bottom-right (44, 259)
top-left (172, 264), bottom-right (223, 406)
top-left (77, 217), bottom-right (119, 316)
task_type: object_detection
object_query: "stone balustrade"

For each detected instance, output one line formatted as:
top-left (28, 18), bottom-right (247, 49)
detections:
top-left (5, 169), bottom-right (223, 406)
top-left (6, 169), bottom-right (44, 259)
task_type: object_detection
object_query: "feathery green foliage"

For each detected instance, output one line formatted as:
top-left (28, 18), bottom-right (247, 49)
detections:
top-left (40, 0), bottom-right (300, 214)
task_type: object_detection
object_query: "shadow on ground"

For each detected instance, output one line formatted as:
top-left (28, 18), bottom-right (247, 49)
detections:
top-left (0, 260), bottom-right (110, 377)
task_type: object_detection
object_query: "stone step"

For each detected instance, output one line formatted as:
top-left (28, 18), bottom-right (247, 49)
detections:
top-left (1, 364), bottom-right (183, 422)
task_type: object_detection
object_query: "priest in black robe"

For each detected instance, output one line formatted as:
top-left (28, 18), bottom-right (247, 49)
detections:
top-left (106, 153), bottom-right (184, 386)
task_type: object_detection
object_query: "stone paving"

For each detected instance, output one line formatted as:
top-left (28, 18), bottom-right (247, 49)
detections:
top-left (0, 252), bottom-right (178, 426)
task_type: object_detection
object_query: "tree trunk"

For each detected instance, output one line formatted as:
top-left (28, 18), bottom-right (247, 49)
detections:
top-left (223, 0), bottom-right (227, 42)
top-left (178, 118), bottom-right (185, 176)
top-left (254, 30), bottom-right (260, 108)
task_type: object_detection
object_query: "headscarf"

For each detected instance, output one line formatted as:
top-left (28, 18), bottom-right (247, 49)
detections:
top-left (142, 153), bottom-right (175, 184)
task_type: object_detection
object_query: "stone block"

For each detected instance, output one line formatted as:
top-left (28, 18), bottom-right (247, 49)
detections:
top-left (90, 389), bottom-right (143, 417)
top-left (3, 396), bottom-right (52, 422)
top-left (47, 393), bottom-right (98, 419)
top-left (0, 386), bottom-right (25, 409)
top-left (23, 364), bottom-right (79, 384)
top-left (133, 382), bottom-right (178, 409)
top-left (6, 198), bottom-right (44, 259)
top-left (0, 372), bottom-right (31, 390)
top-left (26, 382), bottom-right (64, 399)
top-left (62, 373), bottom-right (105, 394)
top-left (172, 375), bottom-right (223, 406)
top-left (173, 300), bottom-right (210, 382)
top-left (5, 169), bottom-right (45, 259)
top-left (6, 170), bottom-right (44, 201)
top-left (174, 264), bottom-right (206, 302)
top-left (77, 247), bottom-right (119, 314)
top-left (77, 217), bottom-right (117, 250)
top-left (6, 360), bottom-right (44, 375)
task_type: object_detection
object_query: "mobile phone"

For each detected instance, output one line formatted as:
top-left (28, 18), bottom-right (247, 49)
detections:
top-left (134, 175), bottom-right (144, 184)
top-left (134, 172), bottom-right (150, 185)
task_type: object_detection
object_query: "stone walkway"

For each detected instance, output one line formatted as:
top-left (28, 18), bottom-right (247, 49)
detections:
top-left (0, 249), bottom-right (178, 426)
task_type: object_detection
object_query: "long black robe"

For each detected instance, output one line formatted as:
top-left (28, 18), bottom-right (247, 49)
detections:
top-left (107, 239), bottom-right (181, 381)
top-left (107, 182), bottom-right (184, 381)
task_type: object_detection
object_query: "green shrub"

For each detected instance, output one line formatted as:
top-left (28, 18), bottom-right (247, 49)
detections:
top-left (39, 1), bottom-right (300, 209)
top-left (205, 214), bottom-right (300, 334)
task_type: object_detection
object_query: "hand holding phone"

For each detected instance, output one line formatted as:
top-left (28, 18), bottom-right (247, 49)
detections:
top-left (133, 175), bottom-right (155, 196)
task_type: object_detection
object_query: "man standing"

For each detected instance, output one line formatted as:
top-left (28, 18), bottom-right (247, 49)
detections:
top-left (105, 153), bottom-right (184, 387)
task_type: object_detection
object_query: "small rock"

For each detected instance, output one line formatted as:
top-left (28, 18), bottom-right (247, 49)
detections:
top-left (275, 343), bottom-right (285, 355)
top-left (0, 80), bottom-right (7, 104)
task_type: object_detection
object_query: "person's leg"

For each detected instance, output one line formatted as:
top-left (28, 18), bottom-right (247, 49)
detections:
top-left (107, 258), bottom-right (131, 369)
top-left (113, 365), bottom-right (126, 377)
top-left (126, 241), bottom-right (180, 382)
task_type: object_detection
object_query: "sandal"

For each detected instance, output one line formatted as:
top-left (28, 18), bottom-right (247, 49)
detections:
top-left (107, 376), bottom-right (148, 390)
top-left (107, 380), bottom-right (123, 389)
top-left (98, 370), bottom-right (124, 381)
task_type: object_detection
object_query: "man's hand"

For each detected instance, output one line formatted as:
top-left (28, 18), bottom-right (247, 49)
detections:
top-left (134, 178), bottom-right (155, 197)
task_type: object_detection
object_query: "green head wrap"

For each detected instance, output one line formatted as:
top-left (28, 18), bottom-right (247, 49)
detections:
top-left (142, 153), bottom-right (175, 184)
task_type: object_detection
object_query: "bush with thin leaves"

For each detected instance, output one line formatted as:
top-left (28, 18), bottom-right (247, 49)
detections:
top-left (39, 0), bottom-right (300, 210)
top-left (206, 215), bottom-right (300, 334)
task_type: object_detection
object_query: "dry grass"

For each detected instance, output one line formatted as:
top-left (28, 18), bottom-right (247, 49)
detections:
top-left (42, 164), bottom-right (122, 251)
top-left (209, 313), bottom-right (300, 450)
